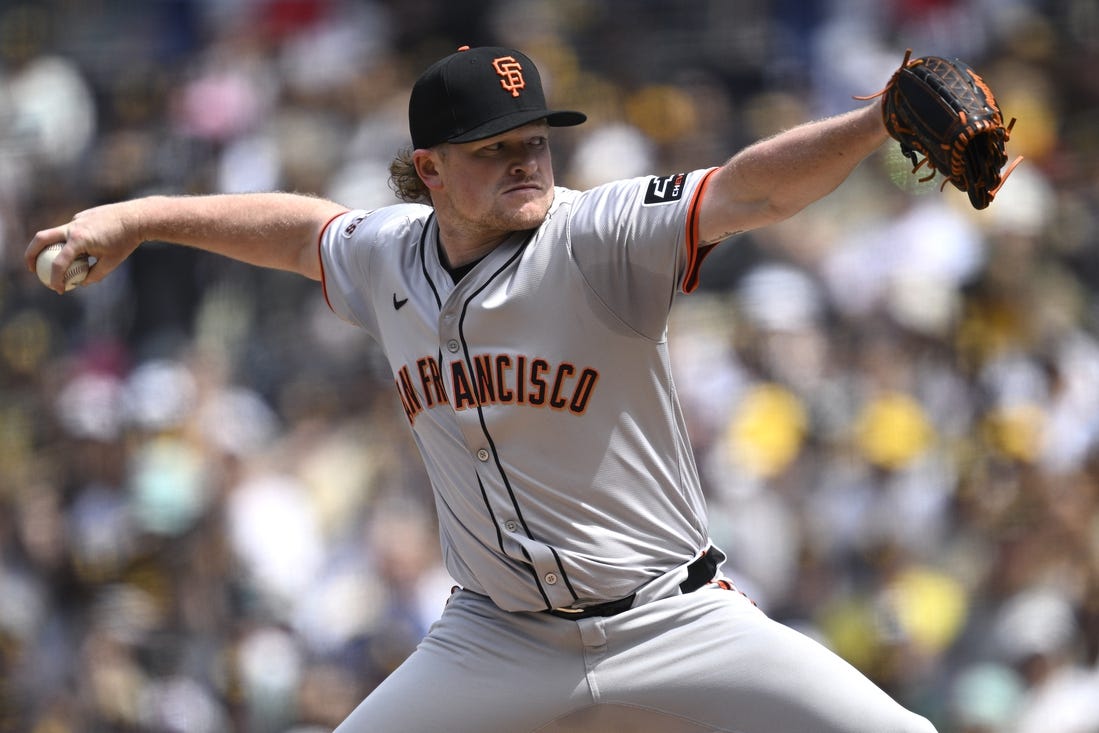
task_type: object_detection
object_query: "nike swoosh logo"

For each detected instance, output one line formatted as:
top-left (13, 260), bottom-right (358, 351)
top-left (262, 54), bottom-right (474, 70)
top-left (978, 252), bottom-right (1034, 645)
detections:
top-left (393, 293), bottom-right (409, 310)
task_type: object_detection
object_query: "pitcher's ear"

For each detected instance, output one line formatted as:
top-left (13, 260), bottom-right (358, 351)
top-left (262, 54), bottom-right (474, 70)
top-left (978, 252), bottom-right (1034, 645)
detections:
top-left (413, 149), bottom-right (444, 190)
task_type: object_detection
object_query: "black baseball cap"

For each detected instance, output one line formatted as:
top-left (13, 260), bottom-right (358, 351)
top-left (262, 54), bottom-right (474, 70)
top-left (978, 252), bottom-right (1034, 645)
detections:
top-left (409, 45), bottom-right (586, 149)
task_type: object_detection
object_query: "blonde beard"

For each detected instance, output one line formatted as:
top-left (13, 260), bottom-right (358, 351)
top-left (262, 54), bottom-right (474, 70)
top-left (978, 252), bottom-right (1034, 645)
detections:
top-left (484, 201), bottom-right (549, 233)
top-left (442, 189), bottom-right (553, 242)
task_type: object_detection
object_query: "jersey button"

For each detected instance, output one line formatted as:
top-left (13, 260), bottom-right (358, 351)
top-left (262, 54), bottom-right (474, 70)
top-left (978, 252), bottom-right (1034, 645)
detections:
top-left (476, 448), bottom-right (490, 462)
top-left (544, 573), bottom-right (558, 585)
top-left (504, 520), bottom-right (518, 532)
top-left (446, 339), bottom-right (460, 353)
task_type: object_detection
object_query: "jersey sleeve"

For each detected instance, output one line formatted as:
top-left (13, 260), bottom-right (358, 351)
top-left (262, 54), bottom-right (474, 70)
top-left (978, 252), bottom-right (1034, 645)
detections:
top-left (317, 209), bottom-right (380, 337)
top-left (567, 167), bottom-right (719, 338)
top-left (319, 205), bottom-right (432, 340)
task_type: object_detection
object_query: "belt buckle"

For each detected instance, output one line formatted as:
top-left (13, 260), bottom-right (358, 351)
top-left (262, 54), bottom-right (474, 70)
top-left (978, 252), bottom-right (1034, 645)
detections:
top-left (548, 593), bottom-right (636, 620)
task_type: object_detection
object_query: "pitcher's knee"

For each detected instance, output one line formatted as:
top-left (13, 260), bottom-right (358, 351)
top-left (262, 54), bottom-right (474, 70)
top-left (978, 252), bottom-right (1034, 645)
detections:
top-left (901, 712), bottom-right (938, 733)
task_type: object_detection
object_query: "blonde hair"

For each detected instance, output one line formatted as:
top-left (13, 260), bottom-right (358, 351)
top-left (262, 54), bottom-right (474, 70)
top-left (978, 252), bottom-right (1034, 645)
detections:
top-left (388, 147), bottom-right (433, 204)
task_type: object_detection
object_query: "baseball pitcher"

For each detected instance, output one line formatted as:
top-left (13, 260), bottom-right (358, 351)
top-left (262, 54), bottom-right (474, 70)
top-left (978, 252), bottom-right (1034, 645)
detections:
top-left (27, 45), bottom-right (966, 733)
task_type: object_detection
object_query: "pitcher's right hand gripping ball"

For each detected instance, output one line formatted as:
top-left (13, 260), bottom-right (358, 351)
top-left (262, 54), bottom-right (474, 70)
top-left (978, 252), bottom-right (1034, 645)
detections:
top-left (860, 50), bottom-right (1023, 209)
top-left (36, 242), bottom-right (89, 292)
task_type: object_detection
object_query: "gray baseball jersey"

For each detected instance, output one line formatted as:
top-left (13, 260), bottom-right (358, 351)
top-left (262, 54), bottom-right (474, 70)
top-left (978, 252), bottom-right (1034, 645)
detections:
top-left (319, 169), bottom-right (719, 612)
top-left (319, 170), bottom-right (939, 733)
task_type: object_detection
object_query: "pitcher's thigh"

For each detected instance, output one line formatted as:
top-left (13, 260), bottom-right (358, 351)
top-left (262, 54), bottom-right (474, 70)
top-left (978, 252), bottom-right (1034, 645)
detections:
top-left (334, 593), bottom-right (588, 733)
top-left (598, 590), bottom-right (936, 733)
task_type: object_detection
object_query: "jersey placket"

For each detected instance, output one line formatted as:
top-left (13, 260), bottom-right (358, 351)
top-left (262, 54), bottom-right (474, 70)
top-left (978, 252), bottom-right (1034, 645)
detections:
top-left (436, 237), bottom-right (579, 612)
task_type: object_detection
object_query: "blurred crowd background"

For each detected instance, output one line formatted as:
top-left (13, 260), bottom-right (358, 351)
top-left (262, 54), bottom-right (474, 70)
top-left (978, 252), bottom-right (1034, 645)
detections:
top-left (1, 0), bottom-right (1098, 731)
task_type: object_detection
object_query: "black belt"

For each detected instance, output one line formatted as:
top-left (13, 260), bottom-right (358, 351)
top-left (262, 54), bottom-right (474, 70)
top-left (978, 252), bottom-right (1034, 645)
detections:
top-left (545, 546), bottom-right (722, 620)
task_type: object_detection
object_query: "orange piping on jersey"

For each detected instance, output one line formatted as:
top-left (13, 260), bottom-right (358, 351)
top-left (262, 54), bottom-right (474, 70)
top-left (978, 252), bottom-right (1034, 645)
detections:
top-left (681, 167), bottom-right (720, 294)
top-left (317, 209), bottom-right (351, 313)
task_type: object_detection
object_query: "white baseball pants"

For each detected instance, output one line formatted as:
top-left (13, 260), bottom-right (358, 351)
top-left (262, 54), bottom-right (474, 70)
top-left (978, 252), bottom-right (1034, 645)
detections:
top-left (334, 585), bottom-right (938, 733)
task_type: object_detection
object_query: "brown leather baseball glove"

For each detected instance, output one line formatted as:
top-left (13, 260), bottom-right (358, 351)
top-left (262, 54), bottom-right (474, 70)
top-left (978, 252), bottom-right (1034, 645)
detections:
top-left (859, 50), bottom-right (1023, 209)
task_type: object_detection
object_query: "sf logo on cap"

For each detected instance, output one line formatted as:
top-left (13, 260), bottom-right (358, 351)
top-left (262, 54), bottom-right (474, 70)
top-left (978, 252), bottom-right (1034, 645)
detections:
top-left (492, 56), bottom-right (526, 97)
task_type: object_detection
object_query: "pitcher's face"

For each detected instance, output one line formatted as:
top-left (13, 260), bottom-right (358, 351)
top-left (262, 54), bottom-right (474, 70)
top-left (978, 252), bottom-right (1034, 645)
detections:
top-left (425, 121), bottom-right (555, 238)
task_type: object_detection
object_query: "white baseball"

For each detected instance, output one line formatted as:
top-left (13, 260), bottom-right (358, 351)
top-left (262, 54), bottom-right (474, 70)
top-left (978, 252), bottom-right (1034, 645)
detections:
top-left (36, 243), bottom-right (90, 292)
